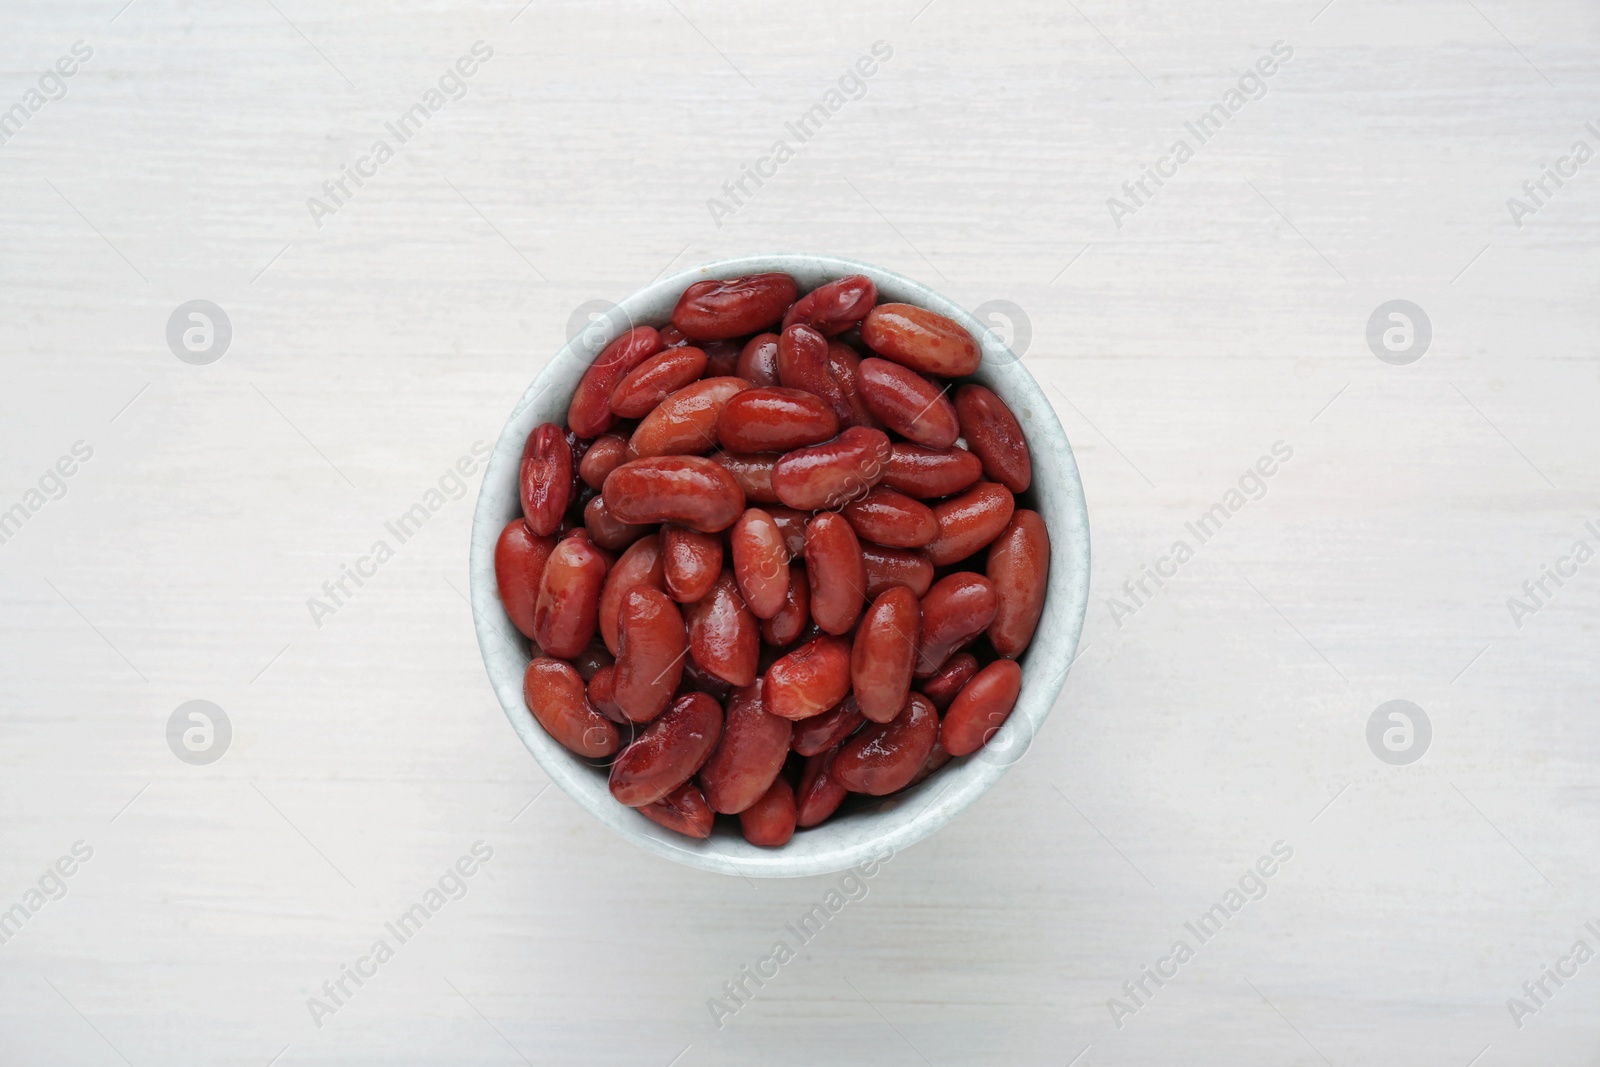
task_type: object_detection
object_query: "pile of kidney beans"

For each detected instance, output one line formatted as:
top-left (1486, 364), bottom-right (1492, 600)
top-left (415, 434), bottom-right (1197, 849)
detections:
top-left (493, 272), bottom-right (1049, 846)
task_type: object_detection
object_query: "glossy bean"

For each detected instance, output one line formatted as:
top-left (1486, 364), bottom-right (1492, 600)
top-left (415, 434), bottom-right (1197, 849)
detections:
top-left (955, 384), bottom-right (1031, 493)
top-left (586, 663), bottom-right (628, 724)
top-left (532, 535), bottom-right (607, 658)
top-left (598, 535), bottom-right (664, 654)
top-left (851, 587), bottom-right (920, 723)
top-left (827, 340), bottom-right (880, 429)
top-left (578, 434), bottom-right (629, 489)
top-left (796, 747), bottom-right (848, 827)
top-left (639, 780), bottom-right (715, 839)
top-left (842, 487), bottom-right (938, 548)
top-left (860, 303), bottom-right (981, 377)
top-left (736, 333), bottom-right (782, 386)
top-left (856, 358), bottom-right (959, 448)
top-left (571, 638), bottom-right (614, 681)
top-left (494, 519), bottom-right (554, 640)
top-left (907, 738), bottom-right (952, 787)
top-left (781, 274), bottom-right (876, 336)
top-left (739, 777), bottom-right (797, 846)
top-left (729, 508), bottom-right (790, 619)
top-left (764, 634), bottom-right (852, 720)
top-left (709, 451), bottom-right (781, 505)
top-left (568, 326), bottom-right (661, 437)
top-left (608, 692), bottom-right (723, 806)
top-left (831, 693), bottom-right (939, 796)
top-left (790, 696), bottom-right (864, 756)
top-left (778, 324), bottom-right (852, 423)
top-left (519, 423), bottom-right (572, 536)
top-left (584, 492), bottom-right (652, 551)
top-left (921, 652), bottom-right (978, 712)
top-left (685, 570), bottom-right (760, 687)
top-left (941, 659), bottom-right (1023, 756)
top-left (926, 482), bottom-right (1016, 566)
top-left (717, 387), bottom-right (839, 453)
top-left (915, 573), bottom-right (998, 677)
top-left (804, 512), bottom-right (866, 635)
top-left (609, 346), bottom-right (707, 418)
top-left (614, 587), bottom-right (687, 722)
top-left (882, 443), bottom-right (984, 499)
top-left (771, 426), bottom-right (893, 512)
top-left (987, 510), bottom-right (1049, 658)
top-left (523, 658), bottom-right (621, 758)
top-left (760, 562), bottom-right (810, 647)
top-left (702, 339), bottom-right (742, 377)
top-left (658, 324), bottom-right (688, 347)
top-left (629, 376), bottom-right (750, 458)
top-left (861, 544), bottom-right (934, 599)
top-left (681, 657), bottom-right (734, 703)
top-left (768, 506), bottom-right (811, 557)
top-left (661, 523), bottom-right (723, 603)
top-left (671, 273), bottom-right (797, 340)
top-left (698, 679), bottom-right (793, 814)
top-left (602, 456), bottom-right (746, 533)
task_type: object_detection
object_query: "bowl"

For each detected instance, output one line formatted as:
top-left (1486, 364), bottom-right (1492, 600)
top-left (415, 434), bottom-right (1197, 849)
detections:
top-left (468, 253), bottom-right (1090, 878)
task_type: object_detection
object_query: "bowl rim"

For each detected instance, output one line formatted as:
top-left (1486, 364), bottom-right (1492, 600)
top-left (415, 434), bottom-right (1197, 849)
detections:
top-left (468, 252), bottom-right (1091, 878)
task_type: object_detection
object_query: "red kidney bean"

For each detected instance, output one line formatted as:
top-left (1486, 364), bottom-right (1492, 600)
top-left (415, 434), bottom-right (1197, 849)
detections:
top-left (571, 638), bottom-right (614, 681)
top-left (609, 346), bottom-right (707, 418)
top-left (842, 487), bottom-right (938, 548)
top-left (659, 324), bottom-right (688, 347)
top-left (832, 693), bottom-right (939, 796)
top-left (739, 776), bottom-right (797, 846)
top-left (861, 544), bottom-right (934, 599)
top-left (703, 339), bottom-right (742, 377)
top-left (907, 738), bottom-right (952, 787)
top-left (761, 562), bottom-right (810, 646)
top-left (717, 387), bottom-right (839, 453)
top-left (915, 573), bottom-right (998, 677)
top-left (661, 523), bottom-right (722, 603)
top-left (737, 333), bottom-right (781, 386)
top-left (685, 570), bottom-right (759, 687)
top-left (709, 451), bottom-right (781, 505)
top-left (532, 535), bottom-right (607, 658)
top-left (827, 340), bottom-right (880, 429)
top-left (566, 430), bottom-right (590, 498)
top-left (856, 358), bottom-right (959, 449)
top-left (791, 696), bottom-right (864, 756)
top-left (851, 587), bottom-right (920, 723)
top-left (614, 588), bottom-right (687, 723)
top-left (584, 493), bottom-right (652, 552)
top-left (941, 659), bottom-right (1023, 756)
top-left (495, 519), bottom-right (554, 640)
top-left (771, 426), bottom-right (892, 511)
top-left (639, 780), bottom-right (714, 839)
top-left (796, 747), bottom-right (848, 827)
top-left (602, 456), bottom-right (745, 533)
top-left (609, 691), bottom-right (723, 806)
top-left (681, 657), bottom-right (734, 702)
top-left (519, 423), bottom-right (572, 536)
top-left (778, 324), bottom-right (852, 424)
top-left (629, 376), bottom-right (750, 458)
top-left (920, 652), bottom-right (978, 712)
top-left (672, 273), bottom-right (797, 340)
top-left (579, 434), bottom-right (629, 489)
top-left (523, 658), bottom-right (621, 758)
top-left (765, 634), bottom-right (852, 720)
top-left (768, 506), bottom-right (811, 557)
top-left (568, 326), bottom-right (661, 437)
top-left (598, 535), bottom-right (664, 655)
top-left (955, 384), bottom-right (1031, 493)
top-left (988, 510), bottom-right (1049, 659)
top-left (860, 303), bottom-right (981, 377)
top-left (729, 509), bottom-right (790, 619)
top-left (699, 679), bottom-right (792, 814)
top-left (882, 443), bottom-right (984, 499)
top-left (782, 274), bottom-right (876, 336)
top-left (805, 512), bottom-right (866, 635)
top-left (587, 663), bottom-right (628, 723)
top-left (926, 481), bottom-right (1016, 566)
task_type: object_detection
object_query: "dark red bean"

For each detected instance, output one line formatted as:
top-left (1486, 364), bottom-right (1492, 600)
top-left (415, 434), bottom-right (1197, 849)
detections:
top-left (718, 387), bottom-right (839, 453)
top-left (739, 777), bottom-right (797, 846)
top-left (639, 780), bottom-right (715, 838)
top-left (661, 523), bottom-right (723, 604)
top-left (771, 426), bottom-right (892, 512)
top-left (736, 333), bottom-right (782, 386)
top-left (915, 573), bottom-right (998, 677)
top-left (602, 456), bottom-right (746, 533)
top-left (805, 512), bottom-right (866, 635)
top-left (685, 570), bottom-right (760, 687)
top-left (579, 434), bottom-right (629, 489)
top-left (765, 634), bottom-right (852, 720)
top-left (926, 482), bottom-right (1016, 566)
top-left (710, 450), bottom-right (781, 505)
top-left (614, 588), bottom-right (687, 723)
top-left (796, 747), bottom-right (848, 827)
top-left (852, 587), bottom-right (920, 723)
top-left (672, 273), bottom-right (797, 340)
top-left (568, 326), bottom-right (661, 437)
top-left (860, 303), bottom-right (981, 377)
top-left (760, 562), bottom-right (810, 647)
top-left (988, 510), bottom-right (1049, 659)
top-left (861, 544), bottom-right (934, 599)
top-left (532, 535), bottom-right (607, 658)
top-left (523, 658), bottom-right (620, 758)
top-left (842, 487), bottom-right (938, 548)
top-left (941, 659), bottom-right (1023, 757)
top-left (782, 274), bottom-right (876, 336)
top-left (768, 506), bottom-right (811, 557)
top-left (584, 493), bottom-right (652, 552)
top-left (791, 696), bottom-right (864, 756)
top-left (520, 423), bottom-right (573, 536)
top-left (955, 384), bottom-right (1032, 493)
top-left (703, 339), bottom-right (743, 377)
top-left (629, 377), bottom-right (750, 458)
top-left (882, 443), bottom-right (984, 499)
top-left (856, 358), bottom-right (959, 449)
top-left (699, 679), bottom-right (792, 814)
top-left (609, 692), bottom-right (723, 806)
top-left (832, 693), bottom-right (939, 796)
top-left (778, 324), bottom-right (851, 424)
top-left (921, 652), bottom-right (978, 712)
top-left (494, 519), bottom-right (554, 640)
top-left (729, 508), bottom-right (790, 619)
top-left (598, 535), bottom-right (663, 655)
top-left (609, 346), bottom-right (707, 418)
top-left (827, 340), bottom-right (880, 429)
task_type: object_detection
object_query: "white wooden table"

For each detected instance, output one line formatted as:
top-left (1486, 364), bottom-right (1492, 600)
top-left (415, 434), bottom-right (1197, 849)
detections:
top-left (2, 0), bottom-right (1598, 1063)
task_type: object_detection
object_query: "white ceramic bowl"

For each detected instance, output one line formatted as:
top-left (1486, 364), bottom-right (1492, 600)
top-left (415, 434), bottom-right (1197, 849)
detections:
top-left (469, 254), bottom-right (1090, 878)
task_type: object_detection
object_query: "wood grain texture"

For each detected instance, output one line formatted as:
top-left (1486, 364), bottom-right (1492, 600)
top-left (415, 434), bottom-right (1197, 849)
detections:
top-left (2, 0), bottom-right (1599, 1063)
